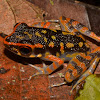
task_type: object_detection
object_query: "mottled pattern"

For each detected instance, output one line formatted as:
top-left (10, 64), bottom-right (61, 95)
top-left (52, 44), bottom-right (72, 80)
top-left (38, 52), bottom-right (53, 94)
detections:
top-left (5, 23), bottom-right (89, 56)
top-left (3, 17), bottom-right (100, 95)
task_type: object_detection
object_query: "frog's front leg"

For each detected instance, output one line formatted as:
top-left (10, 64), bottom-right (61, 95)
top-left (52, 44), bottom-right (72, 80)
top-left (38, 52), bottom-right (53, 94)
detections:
top-left (32, 21), bottom-right (51, 28)
top-left (70, 57), bottom-right (100, 95)
top-left (28, 55), bottom-right (64, 80)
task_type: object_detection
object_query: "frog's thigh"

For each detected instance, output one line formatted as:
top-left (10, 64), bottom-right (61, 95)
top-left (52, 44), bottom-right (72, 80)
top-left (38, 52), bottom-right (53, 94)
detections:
top-left (64, 53), bottom-right (89, 83)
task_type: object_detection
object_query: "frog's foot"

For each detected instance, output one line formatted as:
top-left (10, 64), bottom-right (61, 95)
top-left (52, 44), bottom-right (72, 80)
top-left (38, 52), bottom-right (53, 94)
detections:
top-left (28, 63), bottom-right (47, 81)
top-left (69, 57), bottom-right (100, 95)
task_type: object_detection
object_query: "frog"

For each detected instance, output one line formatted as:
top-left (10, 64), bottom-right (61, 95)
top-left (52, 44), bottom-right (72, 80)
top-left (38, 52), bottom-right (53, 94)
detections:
top-left (3, 16), bottom-right (100, 95)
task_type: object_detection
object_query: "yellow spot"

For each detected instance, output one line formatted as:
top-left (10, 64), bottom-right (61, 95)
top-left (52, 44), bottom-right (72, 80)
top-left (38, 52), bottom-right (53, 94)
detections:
top-left (66, 43), bottom-right (74, 48)
top-left (12, 47), bottom-right (18, 52)
top-left (24, 32), bottom-right (32, 39)
top-left (44, 37), bottom-right (47, 42)
top-left (61, 58), bottom-right (65, 61)
top-left (49, 42), bottom-right (54, 48)
top-left (62, 32), bottom-right (74, 35)
top-left (86, 51), bottom-right (90, 55)
top-left (50, 29), bottom-right (57, 32)
top-left (37, 54), bottom-right (42, 57)
top-left (17, 52), bottom-right (21, 56)
top-left (56, 52), bottom-right (60, 57)
top-left (51, 35), bottom-right (56, 40)
top-left (35, 31), bottom-right (42, 37)
top-left (41, 30), bottom-right (47, 34)
top-left (61, 50), bottom-right (64, 54)
top-left (16, 36), bottom-right (24, 39)
top-left (79, 42), bottom-right (83, 47)
top-left (45, 52), bottom-right (50, 56)
top-left (60, 42), bottom-right (64, 47)
top-left (29, 54), bottom-right (36, 57)
top-left (66, 53), bottom-right (79, 58)
top-left (77, 34), bottom-right (85, 41)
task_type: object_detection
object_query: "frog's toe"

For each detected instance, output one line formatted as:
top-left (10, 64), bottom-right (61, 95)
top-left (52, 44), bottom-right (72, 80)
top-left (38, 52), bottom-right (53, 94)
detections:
top-left (28, 72), bottom-right (40, 81)
top-left (28, 64), bottom-right (46, 80)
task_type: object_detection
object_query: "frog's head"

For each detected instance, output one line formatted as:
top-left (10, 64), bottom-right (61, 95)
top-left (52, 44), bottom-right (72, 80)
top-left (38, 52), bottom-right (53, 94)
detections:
top-left (4, 23), bottom-right (43, 58)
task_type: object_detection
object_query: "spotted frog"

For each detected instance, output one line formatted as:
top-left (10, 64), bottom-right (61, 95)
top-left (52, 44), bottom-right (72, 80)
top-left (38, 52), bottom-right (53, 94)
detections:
top-left (3, 16), bottom-right (100, 94)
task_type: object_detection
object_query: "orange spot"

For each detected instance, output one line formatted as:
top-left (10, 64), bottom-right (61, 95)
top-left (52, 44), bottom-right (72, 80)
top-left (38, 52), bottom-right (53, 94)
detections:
top-left (41, 22), bottom-right (45, 27)
top-left (46, 67), bottom-right (52, 74)
top-left (60, 45), bottom-right (64, 50)
top-left (4, 40), bottom-right (34, 49)
top-left (66, 18), bottom-right (71, 22)
top-left (85, 56), bottom-right (91, 60)
top-left (43, 22), bottom-right (51, 28)
top-left (60, 42), bottom-right (64, 54)
top-left (72, 57), bottom-right (87, 74)
top-left (72, 29), bottom-right (78, 33)
top-left (60, 42), bottom-right (64, 50)
top-left (53, 63), bottom-right (57, 69)
top-left (88, 70), bottom-right (92, 75)
top-left (92, 64), bottom-right (96, 69)
top-left (90, 32), bottom-right (100, 42)
top-left (85, 43), bottom-right (90, 48)
top-left (59, 17), bottom-right (71, 23)
top-left (79, 53), bottom-right (86, 58)
top-left (32, 22), bottom-right (38, 26)
top-left (65, 72), bottom-right (73, 82)
top-left (73, 58), bottom-right (81, 66)
top-left (66, 64), bottom-right (74, 71)
top-left (72, 69), bottom-right (78, 77)
top-left (80, 63), bottom-right (87, 72)
top-left (45, 55), bottom-right (64, 65)
top-left (91, 47), bottom-right (100, 53)
top-left (72, 21), bottom-right (80, 27)
top-left (78, 34), bottom-right (85, 41)
top-left (35, 43), bottom-right (43, 48)
top-left (80, 27), bottom-right (88, 33)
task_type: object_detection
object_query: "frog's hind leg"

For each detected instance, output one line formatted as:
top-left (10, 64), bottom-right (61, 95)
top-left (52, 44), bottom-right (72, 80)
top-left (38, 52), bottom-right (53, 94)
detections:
top-left (66, 47), bottom-right (100, 95)
top-left (71, 20), bottom-right (100, 42)
top-left (59, 16), bottom-right (100, 42)
top-left (70, 57), bottom-right (100, 95)
top-left (28, 55), bottom-right (64, 80)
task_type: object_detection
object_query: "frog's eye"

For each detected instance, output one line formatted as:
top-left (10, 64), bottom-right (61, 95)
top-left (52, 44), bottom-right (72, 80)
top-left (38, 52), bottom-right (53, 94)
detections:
top-left (19, 46), bottom-right (32, 57)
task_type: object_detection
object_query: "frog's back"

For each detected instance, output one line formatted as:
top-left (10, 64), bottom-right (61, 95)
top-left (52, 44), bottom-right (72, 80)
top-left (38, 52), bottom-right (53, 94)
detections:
top-left (27, 25), bottom-right (90, 56)
top-left (5, 23), bottom-right (90, 57)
